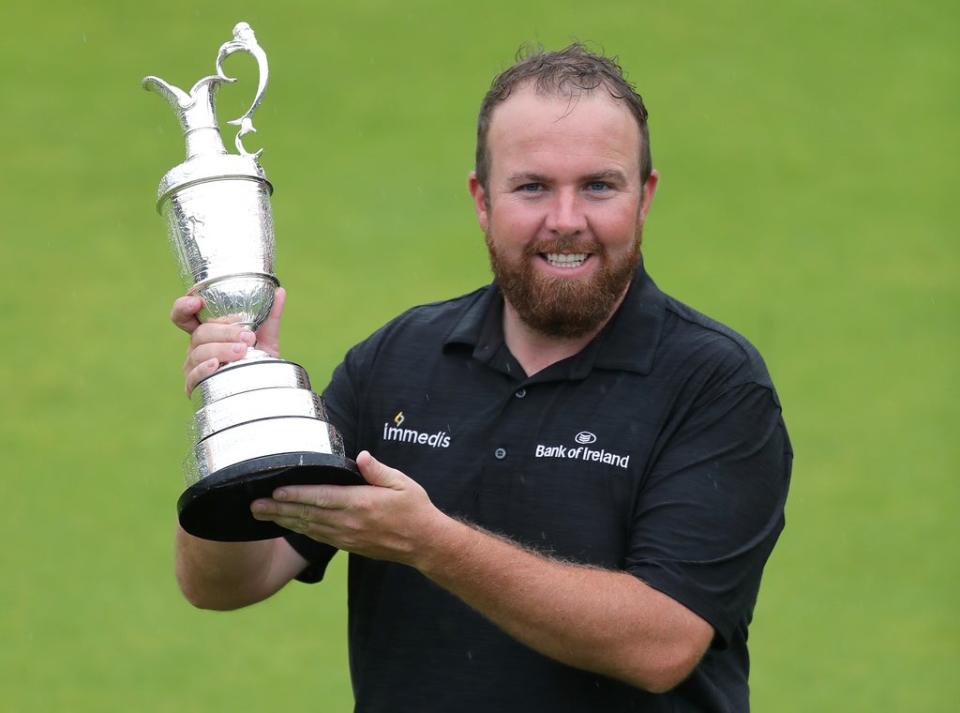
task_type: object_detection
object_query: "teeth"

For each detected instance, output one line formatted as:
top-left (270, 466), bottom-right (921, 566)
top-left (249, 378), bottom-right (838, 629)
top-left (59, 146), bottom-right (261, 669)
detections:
top-left (545, 253), bottom-right (588, 268)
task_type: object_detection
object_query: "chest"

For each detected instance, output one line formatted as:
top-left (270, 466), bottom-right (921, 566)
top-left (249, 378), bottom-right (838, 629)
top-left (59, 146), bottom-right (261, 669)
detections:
top-left (355, 356), bottom-right (664, 566)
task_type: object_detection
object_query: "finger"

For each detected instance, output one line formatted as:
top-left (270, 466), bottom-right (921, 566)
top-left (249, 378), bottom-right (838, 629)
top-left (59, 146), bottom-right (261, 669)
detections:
top-left (250, 508), bottom-right (341, 543)
top-left (170, 295), bottom-right (204, 334)
top-left (256, 287), bottom-right (286, 355)
top-left (184, 340), bottom-right (251, 373)
top-left (184, 358), bottom-right (220, 396)
top-left (250, 499), bottom-right (349, 535)
top-left (251, 498), bottom-right (308, 528)
top-left (356, 451), bottom-right (407, 489)
top-left (270, 484), bottom-right (355, 510)
top-left (182, 341), bottom-right (251, 395)
top-left (189, 322), bottom-right (256, 350)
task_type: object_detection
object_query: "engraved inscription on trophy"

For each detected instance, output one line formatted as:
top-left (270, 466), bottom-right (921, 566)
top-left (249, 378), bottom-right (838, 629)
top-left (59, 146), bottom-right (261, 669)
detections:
top-left (144, 22), bottom-right (360, 542)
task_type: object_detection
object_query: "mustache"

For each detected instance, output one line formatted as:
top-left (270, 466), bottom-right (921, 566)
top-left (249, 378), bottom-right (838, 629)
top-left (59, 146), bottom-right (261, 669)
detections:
top-left (523, 236), bottom-right (603, 256)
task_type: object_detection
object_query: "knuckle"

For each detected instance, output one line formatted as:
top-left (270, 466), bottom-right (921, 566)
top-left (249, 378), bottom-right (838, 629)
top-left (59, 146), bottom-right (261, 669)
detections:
top-left (303, 487), bottom-right (329, 509)
top-left (169, 298), bottom-right (187, 321)
top-left (191, 342), bottom-right (238, 367)
top-left (170, 298), bottom-right (201, 332)
top-left (185, 369), bottom-right (201, 395)
top-left (278, 517), bottom-right (301, 534)
top-left (190, 324), bottom-right (219, 348)
top-left (184, 347), bottom-right (205, 372)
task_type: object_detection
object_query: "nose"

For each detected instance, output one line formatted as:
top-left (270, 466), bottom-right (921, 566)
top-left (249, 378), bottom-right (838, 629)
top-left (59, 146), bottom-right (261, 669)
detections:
top-left (544, 188), bottom-right (586, 236)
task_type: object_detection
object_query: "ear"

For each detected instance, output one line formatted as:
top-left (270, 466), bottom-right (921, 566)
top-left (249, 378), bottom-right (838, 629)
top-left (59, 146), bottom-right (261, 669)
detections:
top-left (468, 171), bottom-right (489, 232)
top-left (639, 169), bottom-right (659, 222)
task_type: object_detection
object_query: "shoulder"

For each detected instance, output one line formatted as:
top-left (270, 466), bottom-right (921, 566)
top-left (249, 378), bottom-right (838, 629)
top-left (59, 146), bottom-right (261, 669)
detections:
top-left (656, 293), bottom-right (777, 397)
top-left (645, 291), bottom-right (791, 458)
top-left (384, 286), bottom-right (489, 337)
top-left (341, 285), bottom-right (489, 369)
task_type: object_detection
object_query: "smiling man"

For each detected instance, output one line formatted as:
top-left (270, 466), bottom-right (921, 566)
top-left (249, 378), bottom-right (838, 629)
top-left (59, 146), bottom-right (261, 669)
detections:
top-left (171, 45), bottom-right (791, 712)
top-left (469, 77), bottom-right (656, 369)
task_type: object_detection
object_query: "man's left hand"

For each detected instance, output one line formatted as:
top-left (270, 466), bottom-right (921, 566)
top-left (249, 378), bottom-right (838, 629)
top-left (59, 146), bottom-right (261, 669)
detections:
top-left (250, 451), bottom-right (448, 566)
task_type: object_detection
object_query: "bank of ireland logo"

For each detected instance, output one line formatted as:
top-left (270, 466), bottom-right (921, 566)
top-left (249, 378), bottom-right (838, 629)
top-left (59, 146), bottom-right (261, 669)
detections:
top-left (534, 430), bottom-right (629, 469)
top-left (394, 411), bottom-right (405, 426)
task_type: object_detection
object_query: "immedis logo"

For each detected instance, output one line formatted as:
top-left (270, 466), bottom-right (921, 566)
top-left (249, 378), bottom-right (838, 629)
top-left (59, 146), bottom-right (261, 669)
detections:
top-left (382, 411), bottom-right (452, 449)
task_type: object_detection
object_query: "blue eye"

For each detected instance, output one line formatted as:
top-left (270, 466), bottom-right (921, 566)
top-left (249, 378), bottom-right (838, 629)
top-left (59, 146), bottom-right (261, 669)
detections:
top-left (518, 183), bottom-right (544, 192)
top-left (587, 181), bottom-right (611, 192)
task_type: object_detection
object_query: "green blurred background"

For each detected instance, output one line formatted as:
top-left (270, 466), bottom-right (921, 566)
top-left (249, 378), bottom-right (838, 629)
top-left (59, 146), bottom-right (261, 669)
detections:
top-left (1, 0), bottom-right (956, 710)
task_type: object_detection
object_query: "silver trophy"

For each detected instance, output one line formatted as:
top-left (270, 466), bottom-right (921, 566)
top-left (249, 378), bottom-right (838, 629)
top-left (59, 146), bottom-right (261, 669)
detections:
top-left (144, 22), bottom-right (360, 541)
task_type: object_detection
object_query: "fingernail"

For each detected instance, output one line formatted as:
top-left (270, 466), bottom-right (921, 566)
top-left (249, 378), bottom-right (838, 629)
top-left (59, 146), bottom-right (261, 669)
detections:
top-left (206, 358), bottom-right (219, 369)
top-left (239, 330), bottom-right (256, 345)
top-left (232, 343), bottom-right (246, 354)
top-left (274, 488), bottom-right (288, 501)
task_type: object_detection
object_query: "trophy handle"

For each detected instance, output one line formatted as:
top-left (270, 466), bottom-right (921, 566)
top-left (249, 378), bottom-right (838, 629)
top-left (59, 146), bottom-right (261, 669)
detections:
top-left (216, 22), bottom-right (269, 158)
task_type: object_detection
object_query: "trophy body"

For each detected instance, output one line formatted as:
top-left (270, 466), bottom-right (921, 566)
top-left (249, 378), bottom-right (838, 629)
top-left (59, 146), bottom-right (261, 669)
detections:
top-left (145, 23), bottom-right (360, 541)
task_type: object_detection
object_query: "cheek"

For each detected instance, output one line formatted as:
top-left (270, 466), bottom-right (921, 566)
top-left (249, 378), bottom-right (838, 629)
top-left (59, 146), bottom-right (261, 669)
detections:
top-left (490, 204), bottom-right (542, 243)
top-left (587, 208), bottom-right (642, 250)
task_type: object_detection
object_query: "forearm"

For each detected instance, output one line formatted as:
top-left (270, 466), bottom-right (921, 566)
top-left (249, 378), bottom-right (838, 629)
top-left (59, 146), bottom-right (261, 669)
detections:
top-left (416, 517), bottom-right (711, 692)
top-left (248, 454), bottom-right (712, 690)
top-left (174, 525), bottom-right (296, 610)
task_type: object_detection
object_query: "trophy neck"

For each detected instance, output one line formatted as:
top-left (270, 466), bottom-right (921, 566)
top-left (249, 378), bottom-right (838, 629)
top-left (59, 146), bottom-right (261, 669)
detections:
top-left (179, 79), bottom-right (229, 159)
top-left (185, 127), bottom-right (228, 160)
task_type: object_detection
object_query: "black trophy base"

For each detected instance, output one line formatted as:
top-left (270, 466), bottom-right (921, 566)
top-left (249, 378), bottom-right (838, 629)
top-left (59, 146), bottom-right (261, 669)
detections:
top-left (178, 451), bottom-right (362, 541)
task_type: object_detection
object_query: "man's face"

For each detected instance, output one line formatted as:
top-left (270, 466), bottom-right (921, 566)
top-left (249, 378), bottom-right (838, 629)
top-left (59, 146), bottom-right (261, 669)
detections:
top-left (469, 86), bottom-right (658, 339)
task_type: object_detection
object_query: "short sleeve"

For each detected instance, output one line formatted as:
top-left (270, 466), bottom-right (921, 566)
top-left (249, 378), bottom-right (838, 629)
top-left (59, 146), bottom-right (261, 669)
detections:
top-left (282, 349), bottom-right (362, 583)
top-left (625, 382), bottom-right (792, 647)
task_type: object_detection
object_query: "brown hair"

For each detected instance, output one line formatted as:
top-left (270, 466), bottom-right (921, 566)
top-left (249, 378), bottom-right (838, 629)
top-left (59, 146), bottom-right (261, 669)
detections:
top-left (475, 43), bottom-right (652, 191)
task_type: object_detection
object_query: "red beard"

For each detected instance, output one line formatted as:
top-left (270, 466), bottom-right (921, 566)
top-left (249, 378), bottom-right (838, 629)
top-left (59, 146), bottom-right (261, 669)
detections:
top-left (486, 232), bottom-right (640, 339)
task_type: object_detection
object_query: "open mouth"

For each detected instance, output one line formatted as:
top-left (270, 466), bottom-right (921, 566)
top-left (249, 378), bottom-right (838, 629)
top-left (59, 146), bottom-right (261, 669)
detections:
top-left (542, 252), bottom-right (590, 269)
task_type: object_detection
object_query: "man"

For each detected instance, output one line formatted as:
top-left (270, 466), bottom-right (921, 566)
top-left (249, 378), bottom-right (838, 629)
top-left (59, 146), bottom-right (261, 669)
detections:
top-left (171, 45), bottom-right (791, 712)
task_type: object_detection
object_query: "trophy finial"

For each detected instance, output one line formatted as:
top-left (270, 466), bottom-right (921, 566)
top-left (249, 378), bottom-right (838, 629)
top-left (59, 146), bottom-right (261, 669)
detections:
top-left (142, 21), bottom-right (269, 160)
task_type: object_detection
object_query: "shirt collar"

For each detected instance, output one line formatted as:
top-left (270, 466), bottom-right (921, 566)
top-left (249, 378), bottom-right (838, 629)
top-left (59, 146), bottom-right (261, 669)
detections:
top-left (443, 261), bottom-right (666, 377)
top-left (591, 262), bottom-right (666, 375)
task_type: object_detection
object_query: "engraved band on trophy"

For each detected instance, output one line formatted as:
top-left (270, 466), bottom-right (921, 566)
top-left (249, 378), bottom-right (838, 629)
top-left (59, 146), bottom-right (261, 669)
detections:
top-left (144, 22), bottom-right (360, 542)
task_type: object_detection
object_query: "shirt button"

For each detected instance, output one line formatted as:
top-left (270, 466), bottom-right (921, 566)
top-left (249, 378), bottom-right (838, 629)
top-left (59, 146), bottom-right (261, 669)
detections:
top-left (514, 388), bottom-right (526, 399)
top-left (494, 447), bottom-right (507, 460)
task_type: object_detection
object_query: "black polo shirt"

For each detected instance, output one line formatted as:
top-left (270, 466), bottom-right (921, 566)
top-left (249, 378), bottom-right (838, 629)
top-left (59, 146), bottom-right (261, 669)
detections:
top-left (286, 265), bottom-right (792, 712)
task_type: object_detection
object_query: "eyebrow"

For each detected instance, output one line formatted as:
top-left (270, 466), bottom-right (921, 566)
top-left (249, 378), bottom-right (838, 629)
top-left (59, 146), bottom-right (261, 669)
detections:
top-left (583, 169), bottom-right (628, 183)
top-left (506, 172), bottom-right (550, 184)
top-left (505, 169), bottom-right (629, 184)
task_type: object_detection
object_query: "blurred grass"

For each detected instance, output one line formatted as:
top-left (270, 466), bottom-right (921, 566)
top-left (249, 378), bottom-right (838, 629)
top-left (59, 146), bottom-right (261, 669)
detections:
top-left (1, 0), bottom-right (957, 710)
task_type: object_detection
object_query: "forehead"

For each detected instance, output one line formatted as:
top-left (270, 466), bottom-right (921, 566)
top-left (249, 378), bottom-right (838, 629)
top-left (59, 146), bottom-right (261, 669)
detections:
top-left (486, 85), bottom-right (641, 180)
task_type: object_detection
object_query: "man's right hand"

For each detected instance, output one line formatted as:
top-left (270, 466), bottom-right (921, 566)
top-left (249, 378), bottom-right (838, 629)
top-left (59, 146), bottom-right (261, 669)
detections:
top-left (170, 287), bottom-right (287, 396)
top-left (168, 287), bottom-right (306, 609)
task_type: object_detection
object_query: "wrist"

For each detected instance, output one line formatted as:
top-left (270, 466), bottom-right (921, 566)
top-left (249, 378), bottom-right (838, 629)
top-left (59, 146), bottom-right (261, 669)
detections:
top-left (411, 510), bottom-right (469, 577)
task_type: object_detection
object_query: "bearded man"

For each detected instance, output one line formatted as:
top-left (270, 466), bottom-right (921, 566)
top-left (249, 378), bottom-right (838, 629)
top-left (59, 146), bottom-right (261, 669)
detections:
top-left (171, 45), bottom-right (791, 712)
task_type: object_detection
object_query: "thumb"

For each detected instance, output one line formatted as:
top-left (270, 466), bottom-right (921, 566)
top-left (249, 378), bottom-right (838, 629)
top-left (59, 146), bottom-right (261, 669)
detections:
top-left (256, 286), bottom-right (286, 355)
top-left (356, 451), bottom-right (406, 489)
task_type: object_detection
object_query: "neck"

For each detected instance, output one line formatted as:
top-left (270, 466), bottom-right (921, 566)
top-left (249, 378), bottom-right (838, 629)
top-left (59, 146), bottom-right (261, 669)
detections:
top-left (502, 290), bottom-right (628, 377)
